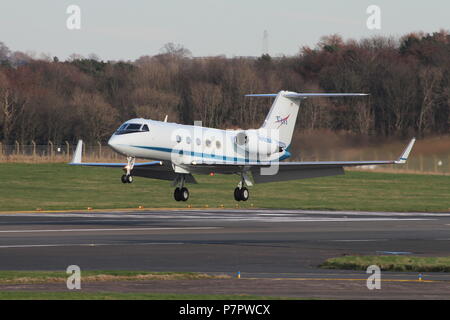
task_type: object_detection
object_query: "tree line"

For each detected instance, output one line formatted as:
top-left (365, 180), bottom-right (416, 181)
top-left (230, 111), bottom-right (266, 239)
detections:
top-left (0, 32), bottom-right (449, 145)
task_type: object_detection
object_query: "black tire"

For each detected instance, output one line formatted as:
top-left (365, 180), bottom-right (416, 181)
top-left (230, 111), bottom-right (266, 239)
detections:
top-left (240, 187), bottom-right (249, 201)
top-left (174, 188), bottom-right (181, 201)
top-left (234, 187), bottom-right (241, 201)
top-left (180, 187), bottom-right (189, 201)
top-left (121, 174), bottom-right (127, 184)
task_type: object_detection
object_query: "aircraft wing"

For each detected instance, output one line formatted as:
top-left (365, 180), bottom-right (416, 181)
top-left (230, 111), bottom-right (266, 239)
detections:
top-left (69, 140), bottom-right (197, 183)
top-left (185, 138), bottom-right (416, 183)
top-left (69, 140), bottom-right (163, 168)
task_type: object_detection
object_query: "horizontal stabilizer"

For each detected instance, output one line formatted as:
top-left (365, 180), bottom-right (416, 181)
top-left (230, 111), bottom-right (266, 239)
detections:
top-left (246, 92), bottom-right (368, 99)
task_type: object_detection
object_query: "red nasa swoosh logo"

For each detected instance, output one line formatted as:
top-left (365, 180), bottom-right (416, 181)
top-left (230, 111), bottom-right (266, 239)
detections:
top-left (274, 114), bottom-right (290, 128)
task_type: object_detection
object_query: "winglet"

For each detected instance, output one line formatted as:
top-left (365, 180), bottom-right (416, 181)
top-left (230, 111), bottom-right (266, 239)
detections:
top-left (395, 138), bottom-right (416, 164)
top-left (71, 140), bottom-right (83, 164)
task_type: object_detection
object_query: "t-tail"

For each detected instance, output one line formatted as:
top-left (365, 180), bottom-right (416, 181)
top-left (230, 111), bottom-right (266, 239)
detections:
top-left (246, 91), bottom-right (368, 147)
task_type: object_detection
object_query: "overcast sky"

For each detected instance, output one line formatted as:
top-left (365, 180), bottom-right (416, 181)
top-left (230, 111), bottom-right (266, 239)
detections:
top-left (0, 0), bottom-right (448, 61)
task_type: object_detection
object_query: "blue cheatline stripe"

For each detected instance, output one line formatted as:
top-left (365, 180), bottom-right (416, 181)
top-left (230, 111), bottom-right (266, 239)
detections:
top-left (131, 145), bottom-right (290, 163)
top-left (133, 145), bottom-right (247, 162)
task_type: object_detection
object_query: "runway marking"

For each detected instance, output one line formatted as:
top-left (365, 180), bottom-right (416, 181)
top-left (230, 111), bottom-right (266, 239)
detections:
top-left (1, 208), bottom-right (449, 217)
top-left (0, 242), bottom-right (185, 249)
top-left (0, 227), bottom-right (222, 234)
top-left (330, 239), bottom-right (388, 242)
top-left (376, 251), bottom-right (413, 255)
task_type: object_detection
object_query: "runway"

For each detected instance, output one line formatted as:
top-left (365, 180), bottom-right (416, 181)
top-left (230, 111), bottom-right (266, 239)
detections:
top-left (1, 208), bottom-right (450, 298)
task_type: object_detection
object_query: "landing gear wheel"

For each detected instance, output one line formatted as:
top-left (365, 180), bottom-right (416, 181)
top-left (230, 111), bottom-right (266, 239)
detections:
top-left (234, 187), bottom-right (249, 201)
top-left (174, 188), bottom-right (181, 201)
top-left (239, 187), bottom-right (249, 201)
top-left (180, 187), bottom-right (189, 201)
top-left (122, 174), bottom-right (133, 183)
top-left (174, 187), bottom-right (189, 201)
top-left (234, 187), bottom-right (241, 201)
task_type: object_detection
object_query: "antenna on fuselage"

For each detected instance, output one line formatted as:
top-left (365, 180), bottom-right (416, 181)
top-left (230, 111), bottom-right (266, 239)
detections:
top-left (164, 115), bottom-right (168, 122)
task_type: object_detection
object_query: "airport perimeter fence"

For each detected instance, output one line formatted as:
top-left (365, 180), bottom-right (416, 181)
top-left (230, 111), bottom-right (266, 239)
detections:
top-left (0, 142), bottom-right (121, 163)
top-left (0, 142), bottom-right (449, 175)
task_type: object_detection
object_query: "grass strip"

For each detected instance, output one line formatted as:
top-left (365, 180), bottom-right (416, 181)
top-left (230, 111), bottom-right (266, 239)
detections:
top-left (0, 163), bottom-right (449, 212)
top-left (0, 270), bottom-right (230, 284)
top-left (320, 255), bottom-right (450, 272)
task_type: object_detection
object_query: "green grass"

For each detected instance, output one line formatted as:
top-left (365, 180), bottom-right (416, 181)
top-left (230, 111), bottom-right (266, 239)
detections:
top-left (0, 270), bottom-right (228, 284)
top-left (321, 255), bottom-right (450, 272)
top-left (0, 291), bottom-right (288, 300)
top-left (0, 163), bottom-right (448, 212)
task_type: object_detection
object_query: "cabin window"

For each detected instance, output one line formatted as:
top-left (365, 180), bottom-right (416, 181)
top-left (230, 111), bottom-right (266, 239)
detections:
top-left (216, 141), bottom-right (221, 149)
top-left (196, 138), bottom-right (201, 145)
top-left (205, 139), bottom-right (211, 147)
top-left (176, 135), bottom-right (182, 143)
top-left (186, 137), bottom-right (191, 144)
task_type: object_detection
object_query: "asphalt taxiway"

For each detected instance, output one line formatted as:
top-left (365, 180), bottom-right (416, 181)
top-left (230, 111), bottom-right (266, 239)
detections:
top-left (1, 209), bottom-right (450, 298)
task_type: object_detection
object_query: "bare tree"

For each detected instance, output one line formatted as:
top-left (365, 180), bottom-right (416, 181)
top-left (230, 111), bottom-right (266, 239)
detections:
top-left (72, 91), bottom-right (118, 142)
top-left (417, 67), bottom-right (442, 136)
top-left (191, 82), bottom-right (222, 127)
top-left (0, 71), bottom-right (28, 143)
top-left (0, 42), bottom-right (10, 61)
top-left (132, 88), bottom-right (180, 122)
top-left (160, 43), bottom-right (192, 59)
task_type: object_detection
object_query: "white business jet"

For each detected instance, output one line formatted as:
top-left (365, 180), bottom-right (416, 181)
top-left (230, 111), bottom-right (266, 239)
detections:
top-left (70, 91), bottom-right (415, 202)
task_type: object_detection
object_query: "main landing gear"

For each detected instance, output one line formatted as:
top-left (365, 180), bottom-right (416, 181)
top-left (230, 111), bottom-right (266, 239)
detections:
top-left (173, 174), bottom-right (189, 201)
top-left (234, 186), bottom-right (249, 201)
top-left (174, 187), bottom-right (189, 201)
top-left (121, 156), bottom-right (135, 184)
top-left (234, 173), bottom-right (250, 201)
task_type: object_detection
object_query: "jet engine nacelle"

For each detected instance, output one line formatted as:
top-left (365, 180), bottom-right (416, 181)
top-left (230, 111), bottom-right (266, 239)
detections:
top-left (234, 130), bottom-right (279, 156)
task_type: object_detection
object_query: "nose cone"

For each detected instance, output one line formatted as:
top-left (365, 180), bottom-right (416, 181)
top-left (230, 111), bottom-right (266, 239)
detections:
top-left (108, 134), bottom-right (125, 154)
top-left (108, 134), bottom-right (128, 156)
top-left (108, 134), bottom-right (118, 149)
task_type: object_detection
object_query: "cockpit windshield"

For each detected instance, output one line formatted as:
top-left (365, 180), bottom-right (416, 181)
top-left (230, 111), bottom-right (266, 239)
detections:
top-left (115, 123), bottom-right (149, 135)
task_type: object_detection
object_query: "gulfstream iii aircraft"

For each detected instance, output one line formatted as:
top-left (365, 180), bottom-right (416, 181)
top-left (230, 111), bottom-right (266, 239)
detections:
top-left (70, 91), bottom-right (416, 202)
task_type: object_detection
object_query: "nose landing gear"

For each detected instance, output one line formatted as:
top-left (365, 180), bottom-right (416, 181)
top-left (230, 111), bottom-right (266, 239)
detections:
top-left (121, 156), bottom-right (135, 184)
top-left (121, 174), bottom-right (133, 183)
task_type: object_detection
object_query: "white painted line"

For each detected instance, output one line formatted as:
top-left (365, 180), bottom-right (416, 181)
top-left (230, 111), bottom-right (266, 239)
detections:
top-left (0, 227), bottom-right (222, 234)
top-left (330, 239), bottom-right (388, 242)
top-left (196, 218), bottom-right (433, 222)
top-left (0, 242), bottom-right (185, 249)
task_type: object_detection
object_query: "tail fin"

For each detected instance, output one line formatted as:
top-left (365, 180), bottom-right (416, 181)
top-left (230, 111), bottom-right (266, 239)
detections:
top-left (258, 91), bottom-right (300, 146)
top-left (246, 91), bottom-right (368, 146)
